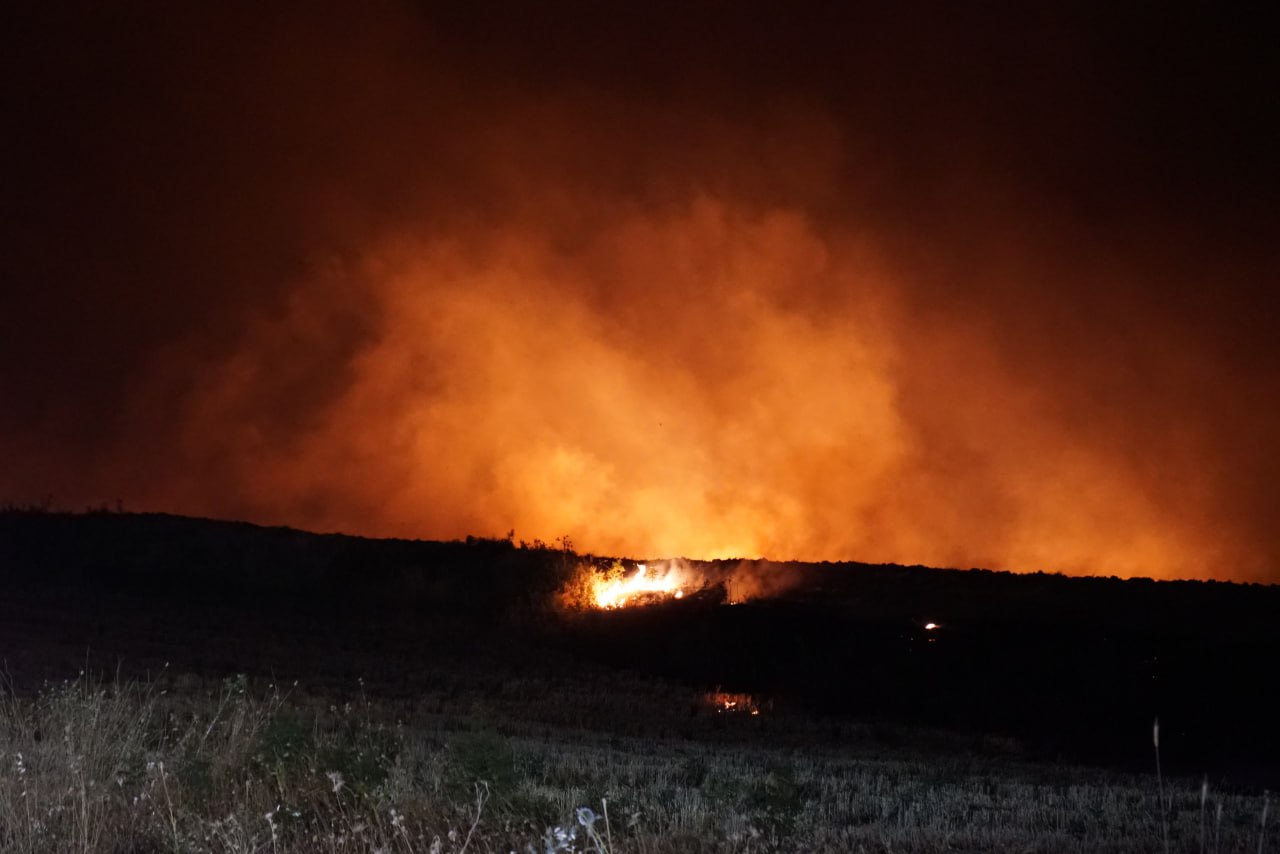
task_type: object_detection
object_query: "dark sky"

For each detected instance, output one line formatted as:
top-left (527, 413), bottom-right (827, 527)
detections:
top-left (2, 2), bottom-right (1277, 580)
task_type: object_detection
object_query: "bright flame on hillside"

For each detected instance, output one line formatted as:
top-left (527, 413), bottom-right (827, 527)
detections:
top-left (559, 557), bottom-right (802, 611)
top-left (706, 691), bottom-right (762, 716)
top-left (592, 562), bottom-right (686, 609)
top-left (559, 559), bottom-right (709, 610)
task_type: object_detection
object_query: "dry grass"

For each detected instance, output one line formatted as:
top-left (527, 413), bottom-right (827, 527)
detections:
top-left (0, 673), bottom-right (1272, 852)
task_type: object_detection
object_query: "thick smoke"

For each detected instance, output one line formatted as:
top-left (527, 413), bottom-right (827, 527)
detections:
top-left (2, 2), bottom-right (1276, 580)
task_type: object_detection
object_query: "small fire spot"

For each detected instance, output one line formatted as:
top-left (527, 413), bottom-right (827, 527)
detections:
top-left (704, 691), bottom-right (763, 716)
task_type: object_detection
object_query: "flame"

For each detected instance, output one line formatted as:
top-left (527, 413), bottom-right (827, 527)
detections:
top-left (706, 691), bottom-right (762, 715)
top-left (562, 557), bottom-right (805, 611)
top-left (591, 562), bottom-right (686, 609)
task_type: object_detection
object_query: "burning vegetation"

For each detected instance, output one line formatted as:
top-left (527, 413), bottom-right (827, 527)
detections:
top-left (559, 557), bottom-right (811, 612)
top-left (705, 691), bottom-right (763, 716)
top-left (592, 563), bottom-right (685, 608)
top-left (561, 560), bottom-right (704, 610)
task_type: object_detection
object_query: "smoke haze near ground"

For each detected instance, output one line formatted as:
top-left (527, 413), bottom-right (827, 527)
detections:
top-left (2, 2), bottom-right (1277, 580)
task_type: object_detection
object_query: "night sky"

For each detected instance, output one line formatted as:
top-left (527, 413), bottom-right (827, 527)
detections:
top-left (2, 2), bottom-right (1277, 581)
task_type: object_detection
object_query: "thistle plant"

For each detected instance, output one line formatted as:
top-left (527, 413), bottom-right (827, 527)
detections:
top-left (1154, 717), bottom-right (1169, 854)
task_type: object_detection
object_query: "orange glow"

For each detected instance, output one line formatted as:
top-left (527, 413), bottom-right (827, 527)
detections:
top-left (132, 196), bottom-right (1257, 582)
top-left (8, 3), bottom-right (1271, 586)
top-left (924, 622), bottom-right (939, 630)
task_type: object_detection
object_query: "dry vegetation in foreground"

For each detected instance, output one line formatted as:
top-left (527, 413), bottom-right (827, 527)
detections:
top-left (0, 674), bottom-right (1273, 853)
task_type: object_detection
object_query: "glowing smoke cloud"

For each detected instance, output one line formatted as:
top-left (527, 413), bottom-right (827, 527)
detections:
top-left (1, 2), bottom-right (1276, 582)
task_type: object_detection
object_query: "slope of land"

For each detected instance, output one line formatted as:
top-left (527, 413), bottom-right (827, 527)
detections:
top-left (1, 509), bottom-right (1277, 851)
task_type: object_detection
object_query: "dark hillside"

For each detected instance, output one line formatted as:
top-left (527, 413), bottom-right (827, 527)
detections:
top-left (2, 509), bottom-right (1278, 784)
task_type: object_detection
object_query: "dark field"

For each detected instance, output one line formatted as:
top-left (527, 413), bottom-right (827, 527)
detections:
top-left (1, 510), bottom-right (1277, 852)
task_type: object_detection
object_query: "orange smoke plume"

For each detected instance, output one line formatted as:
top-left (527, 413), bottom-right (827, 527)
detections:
top-left (2, 2), bottom-right (1276, 583)
top-left (154, 195), bottom-right (1250, 580)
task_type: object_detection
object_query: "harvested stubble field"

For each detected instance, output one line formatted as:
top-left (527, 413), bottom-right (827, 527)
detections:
top-left (0, 672), bottom-right (1271, 853)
